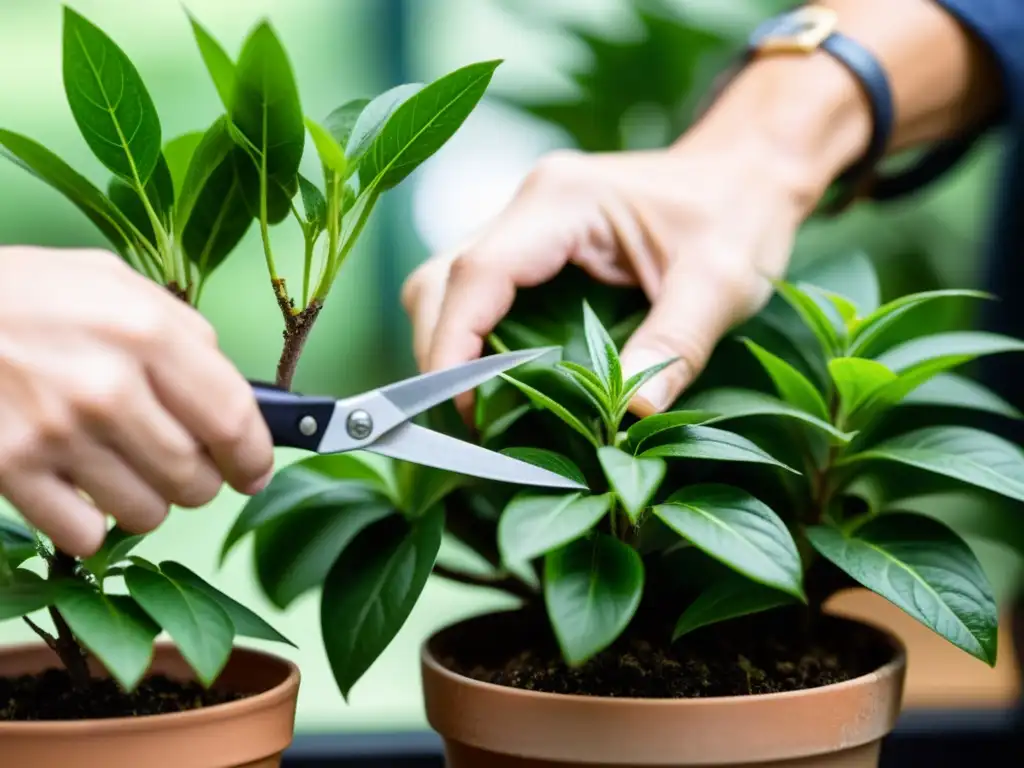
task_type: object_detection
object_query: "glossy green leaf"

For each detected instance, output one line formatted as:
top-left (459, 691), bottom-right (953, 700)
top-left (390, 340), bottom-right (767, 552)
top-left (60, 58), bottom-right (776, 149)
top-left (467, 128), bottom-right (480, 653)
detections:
top-left (360, 60), bottom-right (501, 190)
top-left (345, 85), bottom-right (421, 168)
top-left (83, 526), bottom-right (143, 577)
top-left (174, 115), bottom-right (236, 235)
top-left (901, 373), bottom-right (1021, 418)
top-left (673, 574), bottom-right (795, 640)
top-left (222, 454), bottom-right (388, 559)
top-left (181, 150), bottom-right (253, 276)
top-left (321, 507), bottom-right (444, 699)
top-left (849, 290), bottom-right (992, 357)
top-left (498, 492), bottom-right (610, 565)
top-left (323, 98), bottom-right (370, 151)
top-left (874, 332), bottom-right (1024, 374)
top-left (158, 561), bottom-right (293, 647)
top-left (230, 21), bottom-right (304, 222)
top-left (625, 410), bottom-right (717, 452)
top-left (686, 388), bottom-right (853, 444)
top-left (838, 427), bottom-right (1024, 502)
top-left (162, 131), bottom-right (205, 199)
top-left (582, 300), bottom-right (621, 397)
top-left (557, 361), bottom-right (612, 416)
top-left (298, 174), bottom-right (327, 230)
top-left (63, 7), bottom-right (162, 184)
top-left (793, 251), bottom-right (880, 315)
top-left (305, 116), bottom-right (347, 177)
top-left (807, 514), bottom-right (997, 664)
top-left (56, 586), bottom-right (159, 691)
top-left (827, 357), bottom-right (896, 416)
top-left (774, 280), bottom-right (841, 357)
top-left (742, 338), bottom-right (829, 420)
top-left (125, 564), bottom-right (234, 686)
top-left (253, 500), bottom-right (393, 610)
top-left (107, 153), bottom-right (173, 245)
top-left (500, 448), bottom-right (586, 485)
top-left (544, 534), bottom-right (644, 665)
top-left (500, 373), bottom-right (599, 447)
top-left (640, 426), bottom-right (799, 474)
top-left (618, 357), bottom-right (676, 417)
top-left (188, 13), bottom-right (236, 110)
top-left (0, 570), bottom-right (57, 620)
top-left (0, 516), bottom-right (37, 568)
top-left (597, 447), bottom-right (664, 523)
top-left (653, 484), bottom-right (804, 599)
top-left (0, 129), bottom-right (134, 255)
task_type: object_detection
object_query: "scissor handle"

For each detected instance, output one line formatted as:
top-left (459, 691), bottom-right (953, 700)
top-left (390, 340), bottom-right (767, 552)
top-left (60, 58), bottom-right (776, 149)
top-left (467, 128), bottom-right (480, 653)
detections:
top-left (250, 380), bottom-right (336, 451)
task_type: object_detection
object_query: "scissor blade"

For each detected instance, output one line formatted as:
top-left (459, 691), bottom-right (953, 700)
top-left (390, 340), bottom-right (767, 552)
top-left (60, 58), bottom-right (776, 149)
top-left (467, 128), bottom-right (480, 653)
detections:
top-left (376, 348), bottom-right (558, 419)
top-left (367, 422), bottom-right (587, 491)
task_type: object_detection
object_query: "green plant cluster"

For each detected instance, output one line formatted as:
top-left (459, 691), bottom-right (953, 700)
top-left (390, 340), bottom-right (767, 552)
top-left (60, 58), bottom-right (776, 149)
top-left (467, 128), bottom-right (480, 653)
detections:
top-left (0, 5), bottom-right (497, 693)
top-left (233, 255), bottom-right (1024, 698)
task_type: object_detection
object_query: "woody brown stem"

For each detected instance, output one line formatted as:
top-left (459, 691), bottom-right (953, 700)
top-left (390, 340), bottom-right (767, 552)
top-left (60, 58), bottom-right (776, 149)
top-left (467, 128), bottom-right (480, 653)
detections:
top-left (47, 551), bottom-right (91, 689)
top-left (166, 281), bottom-right (189, 303)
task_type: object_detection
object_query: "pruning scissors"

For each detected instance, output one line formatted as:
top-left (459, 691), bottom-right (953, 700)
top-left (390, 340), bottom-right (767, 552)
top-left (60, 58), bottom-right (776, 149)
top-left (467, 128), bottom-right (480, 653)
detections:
top-left (250, 348), bottom-right (586, 491)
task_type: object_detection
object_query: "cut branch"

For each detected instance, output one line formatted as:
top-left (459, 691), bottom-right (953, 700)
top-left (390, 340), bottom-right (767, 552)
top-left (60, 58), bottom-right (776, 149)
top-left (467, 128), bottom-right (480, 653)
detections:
top-left (432, 564), bottom-right (536, 601)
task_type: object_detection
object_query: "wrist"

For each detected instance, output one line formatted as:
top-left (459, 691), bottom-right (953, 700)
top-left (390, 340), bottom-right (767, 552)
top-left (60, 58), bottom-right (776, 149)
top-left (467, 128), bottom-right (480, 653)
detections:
top-left (679, 52), bottom-right (872, 219)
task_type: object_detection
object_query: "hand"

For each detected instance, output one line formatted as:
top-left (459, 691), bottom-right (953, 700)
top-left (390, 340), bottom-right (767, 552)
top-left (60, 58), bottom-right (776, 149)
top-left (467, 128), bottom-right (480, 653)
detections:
top-left (0, 247), bottom-right (275, 557)
top-left (403, 141), bottom-right (807, 419)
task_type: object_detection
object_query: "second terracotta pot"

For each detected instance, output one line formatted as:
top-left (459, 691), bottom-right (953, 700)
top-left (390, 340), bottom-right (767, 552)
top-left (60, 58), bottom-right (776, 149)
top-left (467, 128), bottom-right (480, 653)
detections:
top-left (0, 643), bottom-right (300, 768)
top-left (422, 611), bottom-right (906, 767)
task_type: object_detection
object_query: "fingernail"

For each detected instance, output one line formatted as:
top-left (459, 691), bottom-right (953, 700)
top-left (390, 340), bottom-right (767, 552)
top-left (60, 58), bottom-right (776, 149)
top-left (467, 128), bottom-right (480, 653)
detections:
top-left (621, 349), bottom-right (686, 413)
top-left (243, 469), bottom-right (274, 495)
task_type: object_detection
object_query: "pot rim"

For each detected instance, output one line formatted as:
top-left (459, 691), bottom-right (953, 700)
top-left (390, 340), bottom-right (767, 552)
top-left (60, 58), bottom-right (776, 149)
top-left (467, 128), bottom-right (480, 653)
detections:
top-left (421, 609), bottom-right (907, 706)
top-left (0, 642), bottom-right (300, 732)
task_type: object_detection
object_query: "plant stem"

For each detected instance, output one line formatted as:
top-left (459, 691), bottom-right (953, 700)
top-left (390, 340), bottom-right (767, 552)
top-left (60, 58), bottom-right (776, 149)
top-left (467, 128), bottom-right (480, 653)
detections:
top-left (313, 188), bottom-right (378, 302)
top-left (431, 564), bottom-right (536, 601)
top-left (47, 551), bottom-right (91, 689)
top-left (301, 231), bottom-right (316, 309)
top-left (275, 302), bottom-right (322, 391)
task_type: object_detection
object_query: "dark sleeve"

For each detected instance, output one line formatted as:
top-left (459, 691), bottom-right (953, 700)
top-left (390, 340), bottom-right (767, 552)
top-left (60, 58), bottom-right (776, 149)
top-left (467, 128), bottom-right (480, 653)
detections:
top-left (868, 0), bottom-right (1024, 202)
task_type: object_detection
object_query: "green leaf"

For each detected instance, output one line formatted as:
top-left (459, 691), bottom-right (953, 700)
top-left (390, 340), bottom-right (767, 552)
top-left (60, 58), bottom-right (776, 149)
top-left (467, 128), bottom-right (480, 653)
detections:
top-left (618, 358), bottom-right (677, 416)
top-left (498, 493), bottom-right (610, 565)
top-left (791, 251), bottom-right (880, 315)
top-left (500, 373), bottom-right (599, 447)
top-left (107, 153), bottom-right (173, 245)
top-left (640, 426), bottom-right (799, 474)
top-left (305, 116), bottom-right (347, 177)
top-left (653, 484), bottom-right (804, 599)
top-left (345, 85), bottom-right (422, 169)
top-left (0, 570), bottom-right (57, 620)
top-left (875, 332), bottom-right (1024, 374)
top-left (557, 361), bottom-right (612, 416)
top-left (321, 506), bottom-right (444, 699)
top-left (773, 281), bottom-right (842, 357)
top-left (62, 7), bottom-right (162, 184)
top-left (827, 357), bottom-right (897, 416)
top-left (0, 130), bottom-right (134, 255)
top-left (83, 526), bottom-right (143, 577)
top-left (673, 575), bottom-right (796, 640)
top-left (230, 21), bottom-right (304, 223)
top-left (849, 290), bottom-right (992, 357)
top-left (324, 98), bottom-right (371, 151)
top-left (807, 514), bottom-right (997, 664)
top-left (162, 131), bottom-right (205, 199)
top-left (56, 586), bottom-right (159, 691)
top-left (625, 410), bottom-right (716, 452)
top-left (222, 454), bottom-right (388, 559)
top-left (174, 115), bottom-right (236, 235)
top-left (839, 426), bottom-right (1024, 502)
top-left (125, 564), bottom-right (234, 686)
top-left (685, 388), bottom-right (854, 444)
top-left (253, 500), bottom-right (393, 610)
top-left (0, 517), bottom-right (37, 568)
top-left (360, 60), bottom-right (501, 190)
top-left (742, 338), bottom-right (829, 420)
top-left (298, 174), bottom-right (327, 230)
top-left (188, 13), bottom-right (236, 110)
top-left (582, 300), bottom-right (621, 397)
top-left (544, 534), bottom-right (644, 665)
top-left (597, 447), bottom-right (665, 524)
top-left (181, 150), bottom-right (254, 276)
top-left (157, 561), bottom-right (293, 647)
top-left (901, 373), bottom-right (1021, 418)
top-left (499, 448), bottom-right (586, 486)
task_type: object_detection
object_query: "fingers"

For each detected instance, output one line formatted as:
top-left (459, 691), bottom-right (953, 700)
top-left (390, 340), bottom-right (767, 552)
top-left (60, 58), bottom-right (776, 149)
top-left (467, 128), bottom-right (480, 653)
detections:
top-left (619, 255), bottom-right (760, 416)
top-left (1, 472), bottom-right (106, 558)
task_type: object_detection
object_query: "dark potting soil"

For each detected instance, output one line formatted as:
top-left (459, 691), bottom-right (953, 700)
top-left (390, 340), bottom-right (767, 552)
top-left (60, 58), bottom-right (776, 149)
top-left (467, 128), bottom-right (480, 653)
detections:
top-left (440, 610), bottom-right (894, 699)
top-left (0, 668), bottom-right (247, 721)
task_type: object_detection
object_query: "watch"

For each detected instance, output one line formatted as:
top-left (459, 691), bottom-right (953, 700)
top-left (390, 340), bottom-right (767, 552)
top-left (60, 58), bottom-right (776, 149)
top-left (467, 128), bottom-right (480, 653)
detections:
top-left (699, 5), bottom-right (895, 213)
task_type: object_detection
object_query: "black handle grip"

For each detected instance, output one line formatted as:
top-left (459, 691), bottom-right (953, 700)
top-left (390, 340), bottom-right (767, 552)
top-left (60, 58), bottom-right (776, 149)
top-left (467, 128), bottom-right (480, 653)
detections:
top-left (250, 380), bottom-right (336, 451)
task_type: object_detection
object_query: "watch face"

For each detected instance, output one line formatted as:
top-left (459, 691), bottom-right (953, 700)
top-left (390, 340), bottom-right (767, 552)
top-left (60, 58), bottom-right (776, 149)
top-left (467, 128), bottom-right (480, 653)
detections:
top-left (749, 6), bottom-right (837, 52)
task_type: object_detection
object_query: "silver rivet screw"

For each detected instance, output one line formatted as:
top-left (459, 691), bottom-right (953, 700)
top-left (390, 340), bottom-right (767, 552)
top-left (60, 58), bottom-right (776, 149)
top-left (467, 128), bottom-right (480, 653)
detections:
top-left (346, 409), bottom-right (373, 440)
top-left (298, 415), bottom-right (318, 437)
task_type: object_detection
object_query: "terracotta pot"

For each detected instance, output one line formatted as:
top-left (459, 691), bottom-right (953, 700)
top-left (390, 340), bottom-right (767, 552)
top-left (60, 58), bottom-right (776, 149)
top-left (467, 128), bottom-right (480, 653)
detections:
top-left (421, 611), bottom-right (907, 767)
top-left (0, 643), bottom-right (299, 768)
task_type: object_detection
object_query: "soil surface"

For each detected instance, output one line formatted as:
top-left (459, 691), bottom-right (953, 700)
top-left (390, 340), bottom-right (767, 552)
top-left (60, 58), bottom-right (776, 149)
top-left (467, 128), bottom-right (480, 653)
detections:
top-left (0, 669), bottom-right (247, 721)
top-left (440, 610), bottom-right (893, 699)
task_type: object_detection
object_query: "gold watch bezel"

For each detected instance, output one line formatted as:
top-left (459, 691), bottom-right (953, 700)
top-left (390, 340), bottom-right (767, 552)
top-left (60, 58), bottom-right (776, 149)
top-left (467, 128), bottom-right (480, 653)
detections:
top-left (755, 6), bottom-right (838, 55)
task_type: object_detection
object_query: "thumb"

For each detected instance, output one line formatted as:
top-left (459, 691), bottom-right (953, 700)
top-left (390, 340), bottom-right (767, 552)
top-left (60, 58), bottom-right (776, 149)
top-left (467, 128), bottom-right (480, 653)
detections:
top-left (619, 264), bottom-right (746, 417)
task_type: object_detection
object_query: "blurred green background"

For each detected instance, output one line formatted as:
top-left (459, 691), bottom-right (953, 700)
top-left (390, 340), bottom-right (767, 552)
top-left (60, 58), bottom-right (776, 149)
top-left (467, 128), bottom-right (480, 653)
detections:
top-left (0, 0), bottom-right (1018, 733)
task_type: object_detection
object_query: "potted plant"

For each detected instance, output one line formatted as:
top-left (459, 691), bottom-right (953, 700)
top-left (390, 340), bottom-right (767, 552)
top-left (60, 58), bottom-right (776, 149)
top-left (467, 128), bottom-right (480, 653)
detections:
top-left (229, 249), bottom-right (1024, 766)
top-left (0, 5), bottom-right (497, 766)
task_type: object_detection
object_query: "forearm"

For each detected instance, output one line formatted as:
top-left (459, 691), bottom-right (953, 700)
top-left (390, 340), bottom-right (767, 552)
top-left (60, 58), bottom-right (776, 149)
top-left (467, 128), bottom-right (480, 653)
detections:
top-left (682, 0), bottom-right (1003, 215)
